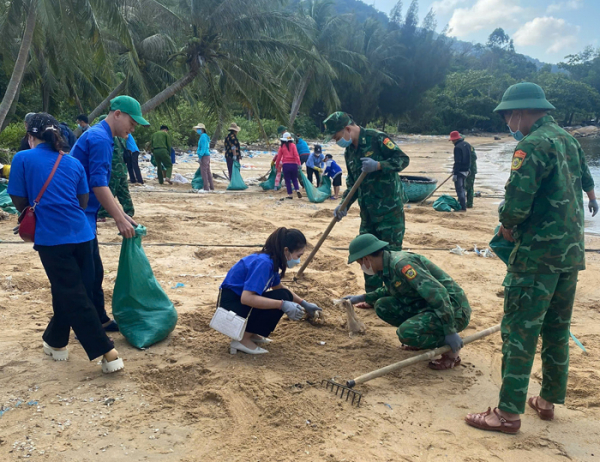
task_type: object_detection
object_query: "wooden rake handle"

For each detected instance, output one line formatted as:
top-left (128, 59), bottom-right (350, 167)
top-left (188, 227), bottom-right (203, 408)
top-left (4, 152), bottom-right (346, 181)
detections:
top-left (418, 173), bottom-right (453, 205)
top-left (295, 171), bottom-right (368, 280)
top-left (347, 324), bottom-right (501, 387)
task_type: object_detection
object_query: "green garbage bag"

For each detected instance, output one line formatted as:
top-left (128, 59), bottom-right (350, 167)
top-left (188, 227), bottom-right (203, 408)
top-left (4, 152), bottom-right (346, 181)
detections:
top-left (227, 161), bottom-right (248, 190)
top-left (299, 170), bottom-right (332, 203)
top-left (259, 165), bottom-right (277, 191)
top-left (112, 226), bottom-right (178, 349)
top-left (0, 184), bottom-right (17, 214)
top-left (191, 167), bottom-right (204, 190)
top-left (489, 225), bottom-right (515, 265)
top-left (433, 195), bottom-right (461, 212)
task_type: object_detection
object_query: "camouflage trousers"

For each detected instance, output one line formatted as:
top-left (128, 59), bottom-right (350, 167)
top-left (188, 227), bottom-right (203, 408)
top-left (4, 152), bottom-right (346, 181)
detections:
top-left (466, 173), bottom-right (475, 208)
top-left (499, 271), bottom-right (578, 414)
top-left (374, 297), bottom-right (470, 349)
top-left (359, 209), bottom-right (405, 293)
top-left (98, 170), bottom-right (135, 218)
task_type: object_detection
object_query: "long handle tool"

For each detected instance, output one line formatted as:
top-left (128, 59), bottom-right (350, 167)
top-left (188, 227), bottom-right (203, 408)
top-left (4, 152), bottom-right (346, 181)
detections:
top-left (418, 173), bottom-right (453, 205)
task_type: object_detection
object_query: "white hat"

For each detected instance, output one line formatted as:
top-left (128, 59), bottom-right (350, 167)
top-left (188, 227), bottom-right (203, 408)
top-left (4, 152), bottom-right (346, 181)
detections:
top-left (280, 131), bottom-right (293, 142)
top-left (193, 123), bottom-right (206, 130)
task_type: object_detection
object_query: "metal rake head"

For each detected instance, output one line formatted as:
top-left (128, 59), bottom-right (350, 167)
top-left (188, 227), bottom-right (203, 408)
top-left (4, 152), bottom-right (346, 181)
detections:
top-left (321, 379), bottom-right (362, 406)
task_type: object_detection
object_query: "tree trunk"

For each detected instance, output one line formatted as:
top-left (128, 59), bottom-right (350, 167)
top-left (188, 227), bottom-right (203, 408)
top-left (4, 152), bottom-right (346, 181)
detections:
top-left (0, 4), bottom-right (37, 132)
top-left (288, 70), bottom-right (313, 129)
top-left (141, 69), bottom-right (199, 114)
top-left (210, 110), bottom-right (225, 149)
top-left (88, 80), bottom-right (126, 121)
top-left (1, 80), bottom-right (23, 130)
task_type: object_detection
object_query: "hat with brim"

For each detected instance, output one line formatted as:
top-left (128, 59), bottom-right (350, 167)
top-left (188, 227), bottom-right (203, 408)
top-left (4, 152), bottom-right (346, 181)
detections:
top-left (110, 95), bottom-right (150, 126)
top-left (193, 123), bottom-right (206, 130)
top-left (449, 131), bottom-right (462, 141)
top-left (348, 234), bottom-right (389, 264)
top-left (494, 82), bottom-right (556, 113)
top-left (228, 123), bottom-right (241, 132)
top-left (280, 131), bottom-right (293, 142)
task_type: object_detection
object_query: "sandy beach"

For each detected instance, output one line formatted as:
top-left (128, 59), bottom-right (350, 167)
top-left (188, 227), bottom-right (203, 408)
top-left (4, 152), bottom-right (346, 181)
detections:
top-left (1, 135), bottom-right (599, 461)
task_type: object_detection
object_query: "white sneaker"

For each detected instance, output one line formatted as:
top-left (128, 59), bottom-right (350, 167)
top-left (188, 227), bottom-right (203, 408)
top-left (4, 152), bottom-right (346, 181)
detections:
top-left (43, 342), bottom-right (68, 361)
top-left (101, 357), bottom-right (125, 373)
top-left (230, 341), bottom-right (268, 355)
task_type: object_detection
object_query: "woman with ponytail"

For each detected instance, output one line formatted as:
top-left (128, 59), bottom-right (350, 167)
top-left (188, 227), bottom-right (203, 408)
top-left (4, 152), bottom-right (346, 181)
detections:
top-left (219, 227), bottom-right (322, 355)
top-left (8, 113), bottom-right (124, 374)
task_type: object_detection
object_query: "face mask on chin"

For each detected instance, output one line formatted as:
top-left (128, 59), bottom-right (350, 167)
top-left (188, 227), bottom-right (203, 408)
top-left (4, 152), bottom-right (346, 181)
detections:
top-left (507, 113), bottom-right (524, 141)
top-left (361, 261), bottom-right (375, 276)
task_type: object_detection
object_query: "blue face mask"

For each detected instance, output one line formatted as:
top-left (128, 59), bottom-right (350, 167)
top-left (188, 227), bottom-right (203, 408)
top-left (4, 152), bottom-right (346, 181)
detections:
top-left (507, 113), bottom-right (524, 141)
top-left (196, 129), bottom-right (203, 135)
top-left (336, 133), bottom-right (352, 148)
top-left (287, 257), bottom-right (301, 268)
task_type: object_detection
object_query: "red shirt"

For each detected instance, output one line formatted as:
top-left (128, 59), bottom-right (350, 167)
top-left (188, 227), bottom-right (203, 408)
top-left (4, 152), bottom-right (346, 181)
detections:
top-left (275, 143), bottom-right (300, 167)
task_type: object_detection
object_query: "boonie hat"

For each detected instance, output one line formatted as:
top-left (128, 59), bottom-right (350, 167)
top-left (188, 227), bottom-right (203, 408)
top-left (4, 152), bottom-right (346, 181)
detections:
top-left (449, 131), bottom-right (462, 141)
top-left (348, 234), bottom-right (389, 264)
top-left (494, 82), bottom-right (556, 113)
top-left (228, 123), bottom-right (241, 132)
top-left (277, 125), bottom-right (287, 134)
top-left (193, 123), bottom-right (206, 130)
top-left (323, 111), bottom-right (352, 141)
top-left (110, 95), bottom-right (150, 126)
top-left (280, 131), bottom-right (293, 142)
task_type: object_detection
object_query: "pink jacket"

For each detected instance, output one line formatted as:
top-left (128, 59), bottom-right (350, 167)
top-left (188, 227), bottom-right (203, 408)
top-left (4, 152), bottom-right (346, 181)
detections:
top-left (275, 143), bottom-right (301, 167)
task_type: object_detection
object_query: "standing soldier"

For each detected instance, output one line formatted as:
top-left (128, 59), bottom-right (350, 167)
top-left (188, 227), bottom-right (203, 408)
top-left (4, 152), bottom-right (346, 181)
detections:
top-left (323, 111), bottom-right (410, 299)
top-left (151, 125), bottom-right (173, 185)
top-left (465, 82), bottom-right (598, 434)
top-left (98, 135), bottom-right (135, 220)
top-left (449, 131), bottom-right (477, 209)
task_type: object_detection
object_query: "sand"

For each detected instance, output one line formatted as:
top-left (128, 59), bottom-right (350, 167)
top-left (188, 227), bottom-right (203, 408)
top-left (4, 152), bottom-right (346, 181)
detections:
top-left (1, 135), bottom-right (600, 461)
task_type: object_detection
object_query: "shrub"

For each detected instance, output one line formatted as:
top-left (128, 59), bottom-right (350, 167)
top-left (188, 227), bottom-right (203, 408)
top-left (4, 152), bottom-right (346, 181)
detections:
top-left (292, 114), bottom-right (320, 139)
top-left (0, 123), bottom-right (26, 152)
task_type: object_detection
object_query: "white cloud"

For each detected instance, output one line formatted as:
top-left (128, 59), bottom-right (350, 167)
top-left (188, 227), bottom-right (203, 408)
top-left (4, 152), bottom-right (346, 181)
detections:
top-left (447, 0), bottom-right (524, 38)
top-left (431, 0), bottom-right (467, 15)
top-left (513, 16), bottom-right (579, 54)
top-left (547, 0), bottom-right (583, 14)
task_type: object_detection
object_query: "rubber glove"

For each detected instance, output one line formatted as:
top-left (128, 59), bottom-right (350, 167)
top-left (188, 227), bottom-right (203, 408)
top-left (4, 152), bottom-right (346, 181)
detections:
top-left (334, 205), bottom-right (347, 221)
top-left (444, 333), bottom-right (464, 353)
top-left (589, 199), bottom-right (598, 217)
top-left (343, 295), bottom-right (366, 305)
top-left (301, 300), bottom-right (322, 317)
top-left (360, 157), bottom-right (379, 173)
top-left (281, 301), bottom-right (305, 321)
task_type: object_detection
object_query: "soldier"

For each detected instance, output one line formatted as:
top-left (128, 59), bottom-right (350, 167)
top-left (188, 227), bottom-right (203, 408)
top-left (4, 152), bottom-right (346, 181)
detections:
top-left (98, 136), bottom-right (135, 220)
top-left (323, 111), bottom-right (410, 298)
top-left (343, 234), bottom-right (471, 369)
top-left (449, 131), bottom-right (477, 209)
top-left (465, 82), bottom-right (598, 434)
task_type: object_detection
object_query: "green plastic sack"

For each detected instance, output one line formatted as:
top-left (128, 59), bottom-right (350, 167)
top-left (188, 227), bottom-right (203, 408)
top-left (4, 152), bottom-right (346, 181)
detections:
top-left (259, 165), bottom-right (277, 190)
top-left (191, 167), bottom-right (204, 190)
top-left (299, 170), bottom-right (332, 203)
top-left (112, 226), bottom-right (178, 349)
top-left (0, 184), bottom-right (17, 214)
top-left (433, 195), bottom-right (461, 212)
top-left (489, 225), bottom-right (515, 265)
top-left (227, 161), bottom-right (248, 190)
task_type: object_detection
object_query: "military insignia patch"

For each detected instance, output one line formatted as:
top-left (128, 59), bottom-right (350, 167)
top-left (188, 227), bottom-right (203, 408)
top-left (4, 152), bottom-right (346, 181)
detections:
top-left (401, 264), bottom-right (417, 280)
top-left (395, 281), bottom-right (402, 288)
top-left (511, 150), bottom-right (527, 171)
top-left (383, 137), bottom-right (396, 150)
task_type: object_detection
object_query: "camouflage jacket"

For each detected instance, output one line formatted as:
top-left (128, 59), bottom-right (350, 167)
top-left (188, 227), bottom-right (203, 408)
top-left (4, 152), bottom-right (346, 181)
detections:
top-left (342, 128), bottom-right (410, 222)
top-left (499, 115), bottom-right (595, 273)
top-left (470, 146), bottom-right (477, 175)
top-left (111, 137), bottom-right (128, 179)
top-left (365, 251), bottom-right (470, 335)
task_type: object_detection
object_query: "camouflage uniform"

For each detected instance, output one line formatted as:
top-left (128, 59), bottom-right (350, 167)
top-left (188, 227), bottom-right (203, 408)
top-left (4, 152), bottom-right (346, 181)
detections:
top-left (329, 118), bottom-right (410, 293)
top-left (466, 146), bottom-right (477, 208)
top-left (98, 137), bottom-right (134, 218)
top-left (364, 251), bottom-right (471, 348)
top-left (497, 115), bottom-right (595, 414)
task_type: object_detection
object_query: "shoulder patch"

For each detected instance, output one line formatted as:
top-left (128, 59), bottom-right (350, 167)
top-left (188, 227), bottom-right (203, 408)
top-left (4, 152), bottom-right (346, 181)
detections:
top-left (511, 150), bottom-right (527, 170)
top-left (383, 137), bottom-right (396, 150)
top-left (401, 264), bottom-right (417, 280)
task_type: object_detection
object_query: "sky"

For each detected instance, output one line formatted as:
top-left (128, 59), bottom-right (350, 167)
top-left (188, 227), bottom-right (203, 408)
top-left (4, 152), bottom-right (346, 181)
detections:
top-left (368, 0), bottom-right (598, 63)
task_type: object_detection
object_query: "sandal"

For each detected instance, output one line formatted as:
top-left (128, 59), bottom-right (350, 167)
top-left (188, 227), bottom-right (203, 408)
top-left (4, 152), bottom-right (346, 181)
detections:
top-left (102, 357), bottom-right (125, 374)
top-left (428, 354), bottom-right (461, 370)
top-left (528, 396), bottom-right (554, 421)
top-left (103, 319), bottom-right (120, 332)
top-left (465, 407), bottom-right (521, 434)
top-left (43, 342), bottom-right (69, 361)
top-left (297, 191), bottom-right (302, 199)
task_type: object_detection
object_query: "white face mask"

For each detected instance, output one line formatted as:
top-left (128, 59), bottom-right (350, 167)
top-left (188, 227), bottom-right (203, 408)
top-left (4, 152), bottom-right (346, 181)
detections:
top-left (361, 261), bottom-right (375, 276)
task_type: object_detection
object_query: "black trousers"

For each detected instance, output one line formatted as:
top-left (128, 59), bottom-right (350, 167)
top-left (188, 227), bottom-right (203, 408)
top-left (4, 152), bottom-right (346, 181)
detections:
top-left (125, 150), bottom-right (144, 184)
top-left (226, 157), bottom-right (234, 179)
top-left (90, 237), bottom-right (110, 324)
top-left (306, 166), bottom-right (321, 186)
top-left (37, 240), bottom-right (114, 360)
top-left (220, 288), bottom-right (293, 337)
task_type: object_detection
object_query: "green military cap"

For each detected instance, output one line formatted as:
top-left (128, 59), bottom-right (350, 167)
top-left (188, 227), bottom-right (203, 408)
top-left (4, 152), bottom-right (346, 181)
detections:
top-left (494, 82), bottom-right (556, 113)
top-left (110, 95), bottom-right (150, 126)
top-left (277, 125), bottom-right (287, 134)
top-left (323, 111), bottom-right (352, 141)
top-left (348, 234), bottom-right (389, 264)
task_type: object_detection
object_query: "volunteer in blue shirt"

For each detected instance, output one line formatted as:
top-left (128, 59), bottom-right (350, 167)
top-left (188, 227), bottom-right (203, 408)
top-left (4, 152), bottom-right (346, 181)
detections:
top-left (8, 113), bottom-right (124, 374)
top-left (71, 95), bottom-right (149, 332)
top-left (194, 123), bottom-right (214, 191)
top-left (306, 144), bottom-right (325, 187)
top-left (219, 228), bottom-right (323, 355)
top-left (296, 134), bottom-right (311, 165)
top-left (125, 134), bottom-right (144, 185)
top-left (324, 154), bottom-right (343, 200)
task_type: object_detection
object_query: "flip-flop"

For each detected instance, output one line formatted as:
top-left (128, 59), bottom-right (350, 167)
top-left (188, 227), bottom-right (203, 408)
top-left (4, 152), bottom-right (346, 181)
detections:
top-left (528, 396), bottom-right (554, 421)
top-left (465, 407), bottom-right (521, 434)
top-left (102, 357), bottom-right (125, 374)
top-left (428, 354), bottom-right (461, 370)
top-left (43, 342), bottom-right (69, 361)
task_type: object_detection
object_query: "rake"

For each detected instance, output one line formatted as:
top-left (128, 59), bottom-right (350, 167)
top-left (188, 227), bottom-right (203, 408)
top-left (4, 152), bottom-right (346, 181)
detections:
top-left (322, 324), bottom-right (500, 406)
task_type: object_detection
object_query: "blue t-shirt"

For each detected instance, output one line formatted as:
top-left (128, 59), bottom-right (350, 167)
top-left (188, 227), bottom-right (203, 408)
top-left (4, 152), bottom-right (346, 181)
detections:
top-left (296, 138), bottom-right (310, 155)
top-left (197, 133), bottom-right (210, 157)
top-left (126, 134), bottom-right (139, 153)
top-left (306, 152), bottom-right (325, 169)
top-left (71, 120), bottom-right (114, 232)
top-left (221, 253), bottom-right (281, 297)
top-left (324, 160), bottom-right (342, 178)
top-left (8, 143), bottom-right (95, 247)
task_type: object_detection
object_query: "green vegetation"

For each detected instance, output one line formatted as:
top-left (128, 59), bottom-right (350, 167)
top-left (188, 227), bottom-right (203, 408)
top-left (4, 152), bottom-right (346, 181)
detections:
top-left (0, 1), bottom-right (599, 152)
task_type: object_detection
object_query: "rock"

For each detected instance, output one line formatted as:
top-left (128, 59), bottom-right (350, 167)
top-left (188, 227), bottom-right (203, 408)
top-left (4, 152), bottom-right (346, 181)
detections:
top-left (494, 136), bottom-right (501, 140)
